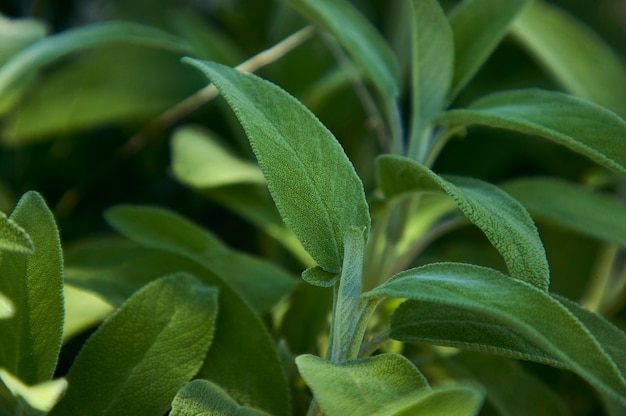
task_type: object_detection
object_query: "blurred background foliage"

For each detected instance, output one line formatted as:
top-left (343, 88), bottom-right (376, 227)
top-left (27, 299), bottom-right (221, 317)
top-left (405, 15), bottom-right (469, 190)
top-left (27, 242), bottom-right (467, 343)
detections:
top-left (0, 0), bottom-right (624, 307)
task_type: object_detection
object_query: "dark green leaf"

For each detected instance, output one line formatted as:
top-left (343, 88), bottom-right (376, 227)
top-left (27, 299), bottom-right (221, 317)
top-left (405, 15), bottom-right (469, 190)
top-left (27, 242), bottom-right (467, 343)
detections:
top-left (0, 211), bottom-right (33, 254)
top-left (377, 155), bottom-right (549, 290)
top-left (50, 274), bottom-right (217, 416)
top-left (437, 89), bottom-right (626, 176)
top-left (447, 0), bottom-right (533, 100)
top-left (512, 1), bottom-right (626, 118)
top-left (407, 0), bottom-right (453, 161)
top-left (171, 379), bottom-right (273, 416)
top-left (183, 60), bottom-right (370, 279)
top-left (0, 192), bottom-right (64, 385)
top-left (281, 0), bottom-right (400, 101)
top-left (364, 262), bottom-right (626, 406)
top-left (502, 177), bottom-right (626, 248)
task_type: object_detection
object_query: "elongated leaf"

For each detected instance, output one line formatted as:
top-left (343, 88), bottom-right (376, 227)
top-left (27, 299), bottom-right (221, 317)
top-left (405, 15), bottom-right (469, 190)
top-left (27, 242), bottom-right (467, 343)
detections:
top-left (297, 353), bottom-right (483, 416)
top-left (0, 369), bottom-right (66, 415)
top-left (364, 262), bottom-right (626, 406)
top-left (171, 125), bottom-right (266, 188)
top-left (64, 240), bottom-right (291, 416)
top-left (50, 274), bottom-right (217, 416)
top-left (447, 0), bottom-right (533, 100)
top-left (0, 192), bottom-right (64, 385)
top-left (377, 155), bottom-right (549, 290)
top-left (281, 0), bottom-right (400, 101)
top-left (105, 205), bottom-right (295, 314)
top-left (171, 380), bottom-right (273, 416)
top-left (183, 59), bottom-right (370, 279)
top-left (438, 89), bottom-right (626, 175)
top-left (512, 1), bottom-right (626, 118)
top-left (62, 283), bottom-right (113, 343)
top-left (502, 178), bottom-right (626, 248)
top-left (0, 211), bottom-right (33, 254)
top-left (0, 21), bottom-right (189, 98)
top-left (407, 0), bottom-right (453, 161)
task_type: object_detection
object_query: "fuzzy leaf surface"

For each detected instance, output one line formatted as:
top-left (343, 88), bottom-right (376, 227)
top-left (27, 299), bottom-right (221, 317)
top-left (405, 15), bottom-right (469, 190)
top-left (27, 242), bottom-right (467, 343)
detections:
top-left (512, 1), bottom-right (626, 118)
top-left (171, 380), bottom-right (273, 416)
top-left (364, 262), bottom-right (626, 406)
top-left (0, 211), bottom-right (33, 254)
top-left (0, 192), bottom-right (64, 385)
top-left (377, 155), bottom-right (549, 290)
top-left (447, 0), bottom-right (533, 100)
top-left (183, 60), bottom-right (370, 278)
top-left (50, 274), bottom-right (217, 416)
top-left (502, 177), bottom-right (626, 248)
top-left (437, 89), bottom-right (626, 175)
top-left (281, 0), bottom-right (400, 101)
top-left (0, 21), bottom-right (189, 98)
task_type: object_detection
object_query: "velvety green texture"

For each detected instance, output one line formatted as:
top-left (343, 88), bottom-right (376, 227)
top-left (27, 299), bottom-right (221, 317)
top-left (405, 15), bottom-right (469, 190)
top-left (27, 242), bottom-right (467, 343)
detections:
top-left (105, 204), bottom-right (295, 314)
top-left (64, 240), bottom-right (290, 416)
top-left (407, 0), bottom-right (453, 161)
top-left (364, 262), bottom-right (626, 407)
top-left (0, 192), bottom-right (64, 385)
top-left (183, 59), bottom-right (370, 278)
top-left (0, 211), bottom-right (33, 254)
top-left (447, 0), bottom-right (533, 100)
top-left (297, 353), bottom-right (483, 416)
top-left (512, 1), bottom-right (626, 118)
top-left (281, 0), bottom-right (400, 101)
top-left (377, 155), bottom-right (549, 290)
top-left (50, 274), bottom-right (217, 416)
top-left (502, 177), bottom-right (626, 248)
top-left (437, 89), bottom-right (626, 175)
top-left (171, 379), bottom-right (273, 416)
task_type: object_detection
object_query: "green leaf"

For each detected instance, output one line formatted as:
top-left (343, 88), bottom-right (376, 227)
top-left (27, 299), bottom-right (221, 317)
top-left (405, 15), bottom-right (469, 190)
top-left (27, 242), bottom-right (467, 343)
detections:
top-left (0, 15), bottom-right (47, 66)
top-left (183, 59), bottom-right (371, 279)
top-left (50, 274), bottom-right (218, 416)
top-left (105, 205), bottom-right (295, 314)
top-left (502, 177), bottom-right (626, 249)
top-left (171, 379), bottom-right (273, 416)
top-left (62, 283), bottom-right (113, 343)
top-left (437, 89), bottom-right (626, 176)
top-left (0, 211), bottom-right (33, 254)
top-left (377, 155), bottom-right (549, 291)
top-left (64, 240), bottom-right (291, 416)
top-left (448, 352), bottom-right (572, 416)
top-left (281, 0), bottom-right (400, 101)
top-left (171, 125), bottom-right (266, 188)
top-left (364, 262), bottom-right (626, 407)
top-left (0, 292), bottom-right (13, 319)
top-left (0, 21), bottom-right (189, 99)
top-left (0, 369), bottom-right (66, 415)
top-left (0, 192), bottom-right (64, 385)
top-left (407, 0), bottom-right (454, 161)
top-left (296, 353), bottom-right (483, 416)
top-left (447, 0), bottom-right (533, 100)
top-left (512, 1), bottom-right (626, 118)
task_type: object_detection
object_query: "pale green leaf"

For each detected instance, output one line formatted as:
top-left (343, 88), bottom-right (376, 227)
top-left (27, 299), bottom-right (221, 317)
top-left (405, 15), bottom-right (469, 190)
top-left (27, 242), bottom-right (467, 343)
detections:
top-left (0, 21), bottom-right (189, 98)
top-left (62, 283), bottom-right (113, 343)
top-left (447, 0), bottom-right (533, 100)
top-left (171, 125), bottom-right (266, 188)
top-left (512, 1), bottom-right (626, 118)
top-left (364, 262), bottom-right (626, 406)
top-left (0, 14), bottom-right (47, 65)
top-left (50, 274), bottom-right (217, 416)
top-left (390, 385), bottom-right (484, 416)
top-left (407, 0), bottom-right (454, 161)
top-left (448, 352), bottom-right (572, 416)
top-left (171, 379), bottom-right (273, 416)
top-left (0, 292), bottom-right (12, 319)
top-left (105, 205), bottom-right (295, 314)
top-left (377, 155), bottom-right (549, 290)
top-left (502, 177), bottom-right (626, 248)
top-left (281, 0), bottom-right (400, 101)
top-left (64, 240), bottom-right (290, 416)
top-left (0, 192), bottom-right (64, 385)
top-left (437, 89), bottom-right (626, 175)
top-left (0, 369), bottom-right (66, 415)
top-left (0, 211), bottom-right (33, 254)
top-left (183, 59), bottom-right (370, 279)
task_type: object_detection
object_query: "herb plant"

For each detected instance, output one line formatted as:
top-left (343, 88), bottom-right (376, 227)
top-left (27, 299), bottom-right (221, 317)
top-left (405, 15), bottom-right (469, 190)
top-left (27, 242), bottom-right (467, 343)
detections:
top-left (1, 0), bottom-right (626, 415)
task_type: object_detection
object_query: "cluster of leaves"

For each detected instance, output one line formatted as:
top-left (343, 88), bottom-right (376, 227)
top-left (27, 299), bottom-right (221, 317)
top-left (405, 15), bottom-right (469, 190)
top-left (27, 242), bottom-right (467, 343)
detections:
top-left (1, 0), bottom-right (626, 415)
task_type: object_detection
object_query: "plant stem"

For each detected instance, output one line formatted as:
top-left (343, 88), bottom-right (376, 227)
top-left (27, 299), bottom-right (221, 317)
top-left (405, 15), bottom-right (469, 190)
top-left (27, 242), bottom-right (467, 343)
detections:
top-left (119, 25), bottom-right (316, 156)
